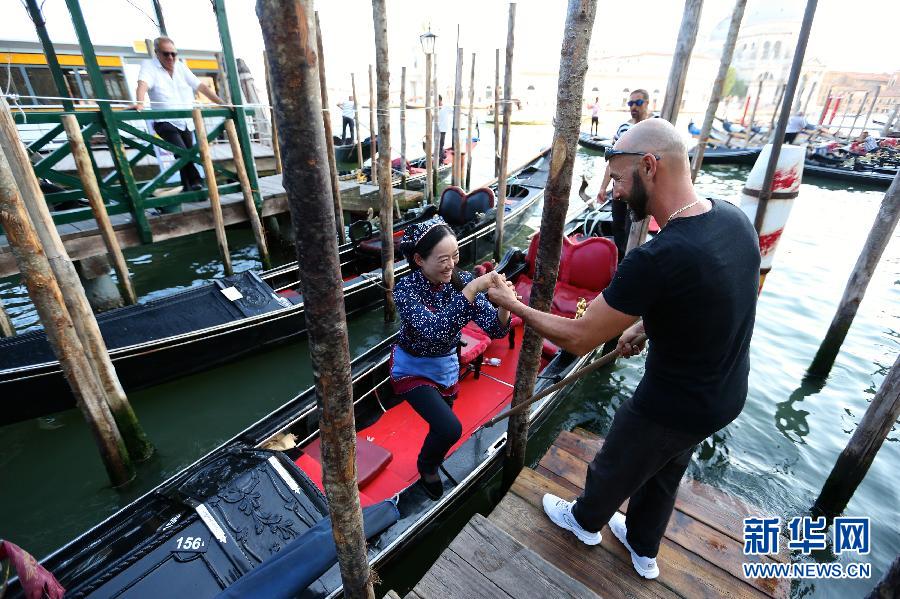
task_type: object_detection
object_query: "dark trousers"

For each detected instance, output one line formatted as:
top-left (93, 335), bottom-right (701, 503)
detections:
top-left (784, 131), bottom-right (799, 144)
top-left (571, 399), bottom-right (709, 558)
top-left (611, 198), bottom-right (632, 260)
top-left (439, 131), bottom-right (447, 161)
top-left (402, 385), bottom-right (462, 476)
top-left (153, 121), bottom-right (202, 190)
top-left (591, 116), bottom-right (599, 135)
top-left (342, 116), bottom-right (355, 143)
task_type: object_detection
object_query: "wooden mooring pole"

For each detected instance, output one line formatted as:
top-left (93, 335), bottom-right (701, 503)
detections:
top-left (351, 74), bottom-right (365, 176)
top-left (314, 12), bottom-right (346, 245)
top-left (504, 0), bottom-right (597, 485)
top-left (465, 52), bottom-right (476, 190)
top-left (257, 1), bottom-right (372, 596)
top-left (373, 0), bottom-right (396, 323)
top-left (627, 0), bottom-right (702, 253)
top-left (753, 0), bottom-right (817, 234)
top-left (813, 352), bottom-right (900, 518)
top-left (0, 146), bottom-right (134, 486)
top-left (368, 64), bottom-right (378, 185)
top-left (224, 119), bottom-right (272, 267)
top-left (452, 47), bottom-right (464, 187)
top-left (424, 54), bottom-right (434, 204)
top-left (192, 108), bottom-right (233, 276)
top-left (431, 54), bottom-right (441, 199)
top-left (400, 66), bottom-right (408, 195)
top-left (0, 97), bottom-right (152, 462)
top-left (61, 114), bottom-right (138, 304)
top-left (0, 298), bottom-right (15, 337)
top-left (263, 53), bottom-right (282, 174)
top-left (808, 171), bottom-right (899, 379)
top-left (493, 2), bottom-right (516, 262)
top-left (690, 0), bottom-right (747, 182)
top-left (494, 49), bottom-right (501, 178)
top-left (862, 86), bottom-right (882, 136)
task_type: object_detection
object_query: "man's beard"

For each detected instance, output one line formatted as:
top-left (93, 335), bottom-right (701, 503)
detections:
top-left (624, 170), bottom-right (650, 221)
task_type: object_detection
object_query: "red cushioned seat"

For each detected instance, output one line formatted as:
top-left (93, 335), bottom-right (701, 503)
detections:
top-left (551, 280), bottom-right (601, 317)
top-left (357, 229), bottom-right (404, 256)
top-left (276, 288), bottom-right (302, 305)
top-left (459, 322), bottom-right (491, 366)
top-left (303, 436), bottom-right (393, 488)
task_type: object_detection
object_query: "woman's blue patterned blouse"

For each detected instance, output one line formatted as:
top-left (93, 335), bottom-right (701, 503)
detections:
top-left (393, 269), bottom-right (510, 357)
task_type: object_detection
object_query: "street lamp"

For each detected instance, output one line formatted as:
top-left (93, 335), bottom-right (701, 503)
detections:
top-left (419, 28), bottom-right (437, 55)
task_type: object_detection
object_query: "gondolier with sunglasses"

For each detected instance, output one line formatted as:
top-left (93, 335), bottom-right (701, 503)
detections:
top-left (487, 118), bottom-right (760, 580)
top-left (392, 217), bottom-right (514, 500)
top-left (597, 89), bottom-right (652, 258)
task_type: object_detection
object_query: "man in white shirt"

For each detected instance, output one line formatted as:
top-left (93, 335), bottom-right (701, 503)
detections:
top-left (134, 37), bottom-right (224, 192)
top-left (785, 112), bottom-right (807, 144)
top-left (438, 95), bottom-right (453, 161)
top-left (338, 96), bottom-right (355, 143)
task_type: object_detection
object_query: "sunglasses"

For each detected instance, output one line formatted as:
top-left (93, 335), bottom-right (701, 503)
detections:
top-left (627, 99), bottom-right (646, 107)
top-left (159, 51), bottom-right (178, 58)
top-left (604, 147), bottom-right (661, 162)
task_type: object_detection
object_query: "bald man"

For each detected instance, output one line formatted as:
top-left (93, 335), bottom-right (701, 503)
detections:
top-left (488, 119), bottom-right (760, 579)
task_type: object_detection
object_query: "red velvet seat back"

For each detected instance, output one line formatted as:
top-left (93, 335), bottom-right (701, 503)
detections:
top-left (561, 235), bottom-right (618, 292)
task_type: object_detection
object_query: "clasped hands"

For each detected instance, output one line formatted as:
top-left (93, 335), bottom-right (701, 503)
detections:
top-left (471, 272), bottom-right (519, 310)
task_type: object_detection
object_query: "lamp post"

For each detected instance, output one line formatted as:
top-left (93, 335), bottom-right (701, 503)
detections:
top-left (420, 28), bottom-right (437, 204)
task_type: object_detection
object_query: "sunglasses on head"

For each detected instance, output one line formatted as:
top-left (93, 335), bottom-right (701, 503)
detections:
top-left (603, 147), bottom-right (661, 162)
top-left (159, 51), bottom-right (178, 58)
top-left (627, 99), bottom-right (646, 107)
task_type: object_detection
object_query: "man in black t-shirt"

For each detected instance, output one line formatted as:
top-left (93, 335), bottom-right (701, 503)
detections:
top-left (488, 118), bottom-right (759, 580)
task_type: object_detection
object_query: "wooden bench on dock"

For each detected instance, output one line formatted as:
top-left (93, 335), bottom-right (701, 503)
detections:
top-left (406, 428), bottom-right (790, 599)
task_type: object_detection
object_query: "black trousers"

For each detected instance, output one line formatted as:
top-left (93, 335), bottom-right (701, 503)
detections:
top-left (439, 131), bottom-right (447, 161)
top-left (784, 131), bottom-right (799, 144)
top-left (342, 116), bottom-right (355, 142)
top-left (153, 121), bottom-right (202, 190)
top-left (402, 385), bottom-right (462, 476)
top-left (591, 116), bottom-right (599, 135)
top-left (611, 198), bottom-right (632, 260)
top-left (571, 399), bottom-right (710, 558)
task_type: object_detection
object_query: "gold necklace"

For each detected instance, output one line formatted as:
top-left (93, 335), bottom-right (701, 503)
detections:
top-left (665, 199), bottom-right (701, 226)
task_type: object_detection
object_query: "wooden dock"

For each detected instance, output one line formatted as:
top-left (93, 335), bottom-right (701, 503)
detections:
top-left (0, 174), bottom-right (422, 277)
top-left (406, 428), bottom-right (790, 599)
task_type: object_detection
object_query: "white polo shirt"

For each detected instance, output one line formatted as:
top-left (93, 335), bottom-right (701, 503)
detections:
top-left (138, 57), bottom-right (202, 130)
top-left (438, 105), bottom-right (453, 134)
top-left (340, 100), bottom-right (355, 118)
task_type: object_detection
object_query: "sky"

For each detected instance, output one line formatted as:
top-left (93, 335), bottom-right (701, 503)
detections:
top-left (3, 0), bottom-right (899, 103)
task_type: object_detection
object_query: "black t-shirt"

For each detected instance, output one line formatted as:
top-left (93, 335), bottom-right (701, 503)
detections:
top-left (602, 199), bottom-right (760, 435)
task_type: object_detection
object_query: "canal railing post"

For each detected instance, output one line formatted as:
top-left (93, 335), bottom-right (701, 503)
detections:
top-left (494, 49), bottom-right (501, 178)
top-left (0, 298), bottom-right (14, 337)
top-left (753, 0), bottom-right (817, 235)
top-left (61, 114), bottom-right (138, 305)
top-left (1, 97), bottom-right (153, 462)
top-left (224, 119), bottom-right (273, 267)
top-left (465, 52), bottom-right (476, 190)
top-left (690, 0), bottom-right (747, 182)
top-left (25, 0), bottom-right (75, 113)
top-left (373, 0), bottom-right (397, 323)
top-left (424, 54), bottom-right (434, 204)
top-left (452, 47), bottom-right (464, 187)
top-left (314, 12), bottom-right (346, 244)
top-left (257, 1), bottom-right (373, 596)
top-left (627, 0), bottom-right (702, 253)
top-left (808, 171), bottom-right (899, 379)
top-left (351, 74), bottom-right (366, 176)
top-left (192, 108), bottom-right (233, 276)
top-left (813, 352), bottom-right (900, 518)
top-left (493, 2), bottom-right (516, 262)
top-left (0, 147), bottom-right (134, 487)
top-left (368, 64), bottom-right (378, 185)
top-left (504, 0), bottom-right (597, 486)
top-left (400, 66), bottom-right (408, 195)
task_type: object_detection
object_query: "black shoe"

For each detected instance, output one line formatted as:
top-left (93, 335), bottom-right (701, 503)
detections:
top-left (189, 183), bottom-right (203, 192)
top-left (419, 474), bottom-right (443, 500)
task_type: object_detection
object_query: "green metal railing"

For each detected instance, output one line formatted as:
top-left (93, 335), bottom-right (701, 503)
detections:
top-left (14, 107), bottom-right (257, 242)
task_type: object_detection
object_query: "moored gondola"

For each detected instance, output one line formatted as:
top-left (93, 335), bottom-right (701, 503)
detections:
top-left (0, 149), bottom-right (551, 424)
top-left (5, 205), bottom-right (618, 599)
top-left (688, 144), bottom-right (762, 165)
top-left (333, 135), bottom-right (376, 164)
top-left (577, 131), bottom-right (611, 152)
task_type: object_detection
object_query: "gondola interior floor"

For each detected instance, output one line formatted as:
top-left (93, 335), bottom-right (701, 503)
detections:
top-left (295, 323), bottom-right (540, 507)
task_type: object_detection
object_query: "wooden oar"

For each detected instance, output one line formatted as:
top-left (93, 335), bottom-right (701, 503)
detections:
top-left (482, 333), bottom-right (647, 428)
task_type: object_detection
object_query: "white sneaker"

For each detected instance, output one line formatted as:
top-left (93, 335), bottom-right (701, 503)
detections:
top-left (608, 512), bottom-right (660, 579)
top-left (542, 494), bottom-right (602, 546)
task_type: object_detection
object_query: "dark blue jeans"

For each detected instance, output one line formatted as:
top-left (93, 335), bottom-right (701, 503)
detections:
top-left (571, 399), bottom-right (710, 558)
top-left (402, 385), bottom-right (462, 476)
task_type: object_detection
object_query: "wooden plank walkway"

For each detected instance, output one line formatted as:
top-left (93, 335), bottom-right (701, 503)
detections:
top-left (406, 428), bottom-right (790, 599)
top-left (0, 174), bottom-right (422, 277)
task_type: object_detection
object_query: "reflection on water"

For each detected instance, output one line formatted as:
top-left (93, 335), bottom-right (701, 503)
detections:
top-left (0, 125), bottom-right (897, 597)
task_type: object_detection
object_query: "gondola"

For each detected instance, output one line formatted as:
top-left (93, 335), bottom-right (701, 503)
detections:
top-left (688, 144), bottom-right (762, 165)
top-left (333, 136), bottom-right (376, 164)
top-left (803, 154), bottom-right (896, 188)
top-left (5, 204), bottom-right (619, 599)
top-left (0, 149), bottom-right (551, 424)
top-left (577, 132), bottom-right (611, 152)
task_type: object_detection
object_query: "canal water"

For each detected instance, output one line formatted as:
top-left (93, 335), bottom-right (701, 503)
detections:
top-left (0, 122), bottom-right (897, 597)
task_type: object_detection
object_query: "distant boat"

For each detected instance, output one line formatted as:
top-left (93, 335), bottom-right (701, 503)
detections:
top-left (333, 136), bottom-right (376, 164)
top-left (577, 132), bottom-right (612, 152)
